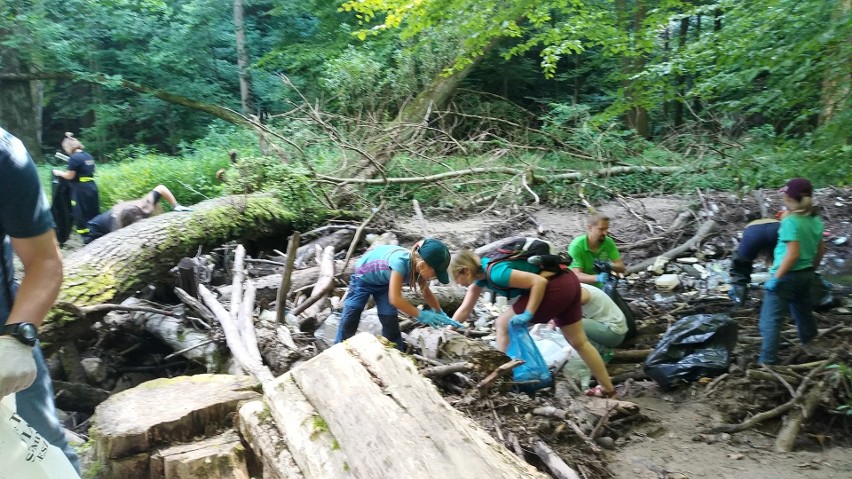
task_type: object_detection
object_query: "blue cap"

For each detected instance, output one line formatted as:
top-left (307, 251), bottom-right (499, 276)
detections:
top-left (418, 238), bottom-right (450, 284)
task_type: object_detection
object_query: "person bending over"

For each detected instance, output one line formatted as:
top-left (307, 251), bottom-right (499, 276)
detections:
top-left (83, 185), bottom-right (191, 244)
top-left (450, 250), bottom-right (616, 398)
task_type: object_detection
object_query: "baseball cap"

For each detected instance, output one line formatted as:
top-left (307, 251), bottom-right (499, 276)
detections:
top-left (780, 178), bottom-right (813, 200)
top-left (417, 238), bottom-right (451, 284)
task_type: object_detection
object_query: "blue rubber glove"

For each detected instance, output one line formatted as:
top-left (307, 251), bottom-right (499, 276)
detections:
top-left (509, 310), bottom-right (534, 327)
top-left (437, 311), bottom-right (464, 329)
top-left (416, 310), bottom-right (443, 328)
top-left (764, 277), bottom-right (779, 292)
top-left (597, 272), bottom-right (610, 284)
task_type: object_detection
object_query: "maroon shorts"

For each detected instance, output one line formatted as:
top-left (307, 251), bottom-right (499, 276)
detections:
top-left (512, 271), bottom-right (582, 327)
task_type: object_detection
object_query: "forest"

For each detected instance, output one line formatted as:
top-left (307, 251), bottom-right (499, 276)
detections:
top-left (1, 1), bottom-right (851, 478)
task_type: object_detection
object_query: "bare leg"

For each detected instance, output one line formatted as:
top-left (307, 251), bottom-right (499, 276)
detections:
top-left (560, 321), bottom-right (614, 393)
top-left (494, 308), bottom-right (515, 352)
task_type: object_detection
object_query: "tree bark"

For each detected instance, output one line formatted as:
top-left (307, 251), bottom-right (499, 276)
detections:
top-left (233, 0), bottom-right (254, 115)
top-left (0, 29), bottom-right (42, 161)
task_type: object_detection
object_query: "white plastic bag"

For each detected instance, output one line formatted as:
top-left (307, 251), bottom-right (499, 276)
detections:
top-left (529, 324), bottom-right (592, 389)
top-left (0, 394), bottom-right (80, 479)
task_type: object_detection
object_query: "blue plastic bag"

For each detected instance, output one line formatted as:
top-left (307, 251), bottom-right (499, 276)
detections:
top-left (506, 322), bottom-right (553, 392)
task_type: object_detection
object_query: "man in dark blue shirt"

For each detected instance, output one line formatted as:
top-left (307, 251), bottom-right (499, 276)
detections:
top-left (1, 126), bottom-right (81, 473)
top-left (52, 132), bottom-right (99, 236)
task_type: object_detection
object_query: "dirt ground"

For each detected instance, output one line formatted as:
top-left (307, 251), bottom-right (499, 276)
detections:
top-left (393, 187), bottom-right (852, 479)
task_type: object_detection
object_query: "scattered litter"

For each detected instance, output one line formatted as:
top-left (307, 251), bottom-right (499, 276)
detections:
top-left (655, 274), bottom-right (680, 291)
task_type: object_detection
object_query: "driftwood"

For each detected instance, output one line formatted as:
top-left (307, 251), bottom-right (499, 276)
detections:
top-left (46, 194), bottom-right (321, 347)
top-left (530, 439), bottom-right (581, 479)
top-left (217, 262), bottom-right (355, 302)
top-left (276, 232), bottom-right (301, 324)
top-left (775, 378), bottom-right (828, 452)
top-left (174, 287), bottom-right (215, 327)
top-left (293, 228), bottom-right (354, 267)
top-left (263, 333), bottom-right (547, 479)
top-left (407, 327), bottom-right (510, 372)
top-left (627, 219), bottom-right (718, 273)
top-left (199, 285), bottom-right (274, 384)
top-left (53, 380), bottom-right (110, 413)
top-left (621, 210), bottom-right (693, 252)
top-left (292, 245), bottom-right (336, 326)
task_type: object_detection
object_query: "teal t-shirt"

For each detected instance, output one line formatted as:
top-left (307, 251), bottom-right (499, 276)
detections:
top-left (475, 257), bottom-right (540, 298)
top-left (770, 214), bottom-right (824, 274)
top-left (568, 234), bottom-right (620, 286)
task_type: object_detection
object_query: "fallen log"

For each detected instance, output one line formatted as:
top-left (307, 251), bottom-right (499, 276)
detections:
top-left (264, 333), bottom-right (547, 479)
top-left (237, 400), bottom-right (305, 479)
top-left (46, 194), bottom-right (334, 347)
top-left (294, 228), bottom-right (354, 267)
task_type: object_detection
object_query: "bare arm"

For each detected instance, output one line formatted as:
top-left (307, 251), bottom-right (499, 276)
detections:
top-left (611, 259), bottom-right (626, 274)
top-left (571, 267), bottom-right (600, 285)
top-left (420, 281), bottom-right (442, 312)
top-left (153, 185), bottom-right (179, 207)
top-left (388, 270), bottom-right (421, 318)
top-left (52, 169), bottom-right (77, 180)
top-left (774, 241), bottom-right (800, 279)
top-left (506, 270), bottom-right (548, 315)
top-left (452, 284), bottom-right (483, 323)
top-left (7, 231), bottom-right (63, 328)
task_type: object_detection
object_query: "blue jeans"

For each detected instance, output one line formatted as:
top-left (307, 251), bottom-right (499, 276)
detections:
top-left (16, 343), bottom-right (81, 474)
top-left (758, 269), bottom-right (817, 364)
top-left (334, 276), bottom-right (404, 350)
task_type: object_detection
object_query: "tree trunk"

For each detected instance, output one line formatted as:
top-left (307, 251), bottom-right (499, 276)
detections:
top-left (233, 0), bottom-right (254, 115)
top-left (0, 28), bottom-right (42, 161)
top-left (673, 16), bottom-right (690, 128)
top-left (264, 333), bottom-right (546, 479)
top-left (44, 194), bottom-right (335, 346)
top-left (819, 0), bottom-right (851, 125)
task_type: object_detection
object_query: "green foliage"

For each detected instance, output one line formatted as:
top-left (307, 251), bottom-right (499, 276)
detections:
top-left (224, 155), bottom-right (325, 217)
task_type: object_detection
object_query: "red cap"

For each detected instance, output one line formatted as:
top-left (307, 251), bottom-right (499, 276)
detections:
top-left (780, 178), bottom-right (813, 200)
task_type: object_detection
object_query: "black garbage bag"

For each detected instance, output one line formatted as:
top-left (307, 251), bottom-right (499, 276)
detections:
top-left (812, 273), bottom-right (838, 313)
top-left (644, 313), bottom-right (738, 390)
top-left (602, 277), bottom-right (638, 339)
top-left (51, 176), bottom-right (72, 246)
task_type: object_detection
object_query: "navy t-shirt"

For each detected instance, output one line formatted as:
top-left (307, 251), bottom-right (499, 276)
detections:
top-left (0, 127), bottom-right (55, 324)
top-left (68, 151), bottom-right (95, 180)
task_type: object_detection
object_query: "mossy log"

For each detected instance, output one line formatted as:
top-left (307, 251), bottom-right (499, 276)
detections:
top-left (44, 194), bottom-right (338, 346)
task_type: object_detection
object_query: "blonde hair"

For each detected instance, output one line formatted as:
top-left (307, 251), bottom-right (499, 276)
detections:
top-left (586, 213), bottom-right (610, 227)
top-left (450, 250), bottom-right (483, 281)
top-left (61, 132), bottom-right (84, 155)
top-left (785, 195), bottom-right (816, 216)
top-left (408, 244), bottom-right (425, 295)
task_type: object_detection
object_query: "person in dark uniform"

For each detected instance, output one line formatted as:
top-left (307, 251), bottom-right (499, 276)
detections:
top-left (52, 132), bottom-right (99, 237)
top-left (729, 218), bottom-right (781, 305)
top-left (83, 185), bottom-right (192, 244)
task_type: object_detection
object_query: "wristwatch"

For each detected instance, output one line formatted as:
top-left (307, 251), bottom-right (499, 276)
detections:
top-left (1, 322), bottom-right (39, 347)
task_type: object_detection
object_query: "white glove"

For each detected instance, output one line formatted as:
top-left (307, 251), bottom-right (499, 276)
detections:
top-left (0, 337), bottom-right (37, 398)
top-left (173, 204), bottom-right (193, 212)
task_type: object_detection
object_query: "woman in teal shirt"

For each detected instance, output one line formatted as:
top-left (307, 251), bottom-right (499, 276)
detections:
top-left (758, 178), bottom-right (825, 364)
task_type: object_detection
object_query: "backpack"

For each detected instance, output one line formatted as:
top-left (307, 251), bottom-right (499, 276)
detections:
top-left (483, 237), bottom-right (570, 292)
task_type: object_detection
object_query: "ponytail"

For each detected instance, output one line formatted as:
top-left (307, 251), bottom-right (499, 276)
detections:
top-left (786, 195), bottom-right (815, 216)
top-left (408, 245), bottom-right (423, 296)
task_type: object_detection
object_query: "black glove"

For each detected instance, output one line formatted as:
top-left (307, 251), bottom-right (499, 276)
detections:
top-left (593, 259), bottom-right (613, 274)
